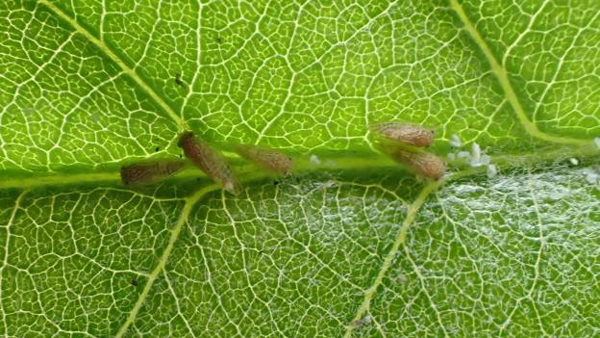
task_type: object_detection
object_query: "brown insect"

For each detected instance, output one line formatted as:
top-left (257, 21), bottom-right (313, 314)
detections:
top-left (233, 144), bottom-right (293, 175)
top-left (370, 122), bottom-right (435, 147)
top-left (178, 131), bottom-right (239, 193)
top-left (387, 148), bottom-right (446, 180)
top-left (120, 160), bottom-right (185, 185)
top-left (175, 73), bottom-right (185, 87)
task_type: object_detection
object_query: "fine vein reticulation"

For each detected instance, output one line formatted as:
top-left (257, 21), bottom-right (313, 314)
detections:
top-left (1, 1), bottom-right (598, 337)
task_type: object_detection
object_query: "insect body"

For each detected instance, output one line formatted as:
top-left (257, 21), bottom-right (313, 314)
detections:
top-left (387, 148), bottom-right (446, 180)
top-left (175, 73), bottom-right (185, 87)
top-left (352, 315), bottom-right (372, 328)
top-left (370, 122), bottom-right (434, 147)
top-left (233, 144), bottom-right (293, 175)
top-left (120, 160), bottom-right (184, 185)
top-left (178, 131), bottom-right (239, 193)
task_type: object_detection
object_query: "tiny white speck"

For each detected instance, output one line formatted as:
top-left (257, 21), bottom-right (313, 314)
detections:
top-left (595, 138), bottom-right (600, 149)
top-left (486, 164), bottom-right (497, 178)
top-left (480, 155), bottom-right (491, 165)
top-left (450, 134), bottom-right (462, 147)
top-left (364, 315), bottom-right (371, 324)
top-left (569, 158), bottom-right (579, 165)
top-left (585, 172), bottom-right (598, 184)
top-left (310, 154), bottom-right (321, 165)
top-left (448, 153), bottom-right (456, 161)
top-left (457, 151), bottom-right (470, 159)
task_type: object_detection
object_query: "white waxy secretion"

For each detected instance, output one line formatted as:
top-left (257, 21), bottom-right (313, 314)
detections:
top-left (310, 154), bottom-right (321, 165)
top-left (480, 155), bottom-right (491, 166)
top-left (320, 180), bottom-right (337, 189)
top-left (457, 151), bottom-right (470, 159)
top-left (569, 158), bottom-right (579, 166)
top-left (585, 172), bottom-right (598, 184)
top-left (486, 164), bottom-right (497, 178)
top-left (450, 134), bottom-right (462, 147)
top-left (595, 137), bottom-right (600, 149)
top-left (471, 143), bottom-right (481, 162)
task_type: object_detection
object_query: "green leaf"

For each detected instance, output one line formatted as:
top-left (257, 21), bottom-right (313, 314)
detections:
top-left (1, 0), bottom-right (599, 337)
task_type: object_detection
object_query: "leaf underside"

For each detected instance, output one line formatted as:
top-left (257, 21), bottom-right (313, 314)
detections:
top-left (1, 0), bottom-right (599, 337)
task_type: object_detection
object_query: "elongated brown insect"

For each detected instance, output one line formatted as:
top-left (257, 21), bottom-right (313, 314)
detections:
top-left (370, 122), bottom-right (434, 147)
top-left (233, 144), bottom-right (293, 175)
top-left (120, 160), bottom-right (185, 185)
top-left (178, 131), bottom-right (239, 193)
top-left (387, 148), bottom-right (446, 180)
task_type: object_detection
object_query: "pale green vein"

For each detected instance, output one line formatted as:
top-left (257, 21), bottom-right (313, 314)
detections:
top-left (0, 155), bottom-right (398, 190)
top-left (450, 0), bottom-right (591, 146)
top-left (343, 179), bottom-right (444, 338)
top-left (37, 0), bottom-right (184, 130)
top-left (114, 184), bottom-right (218, 338)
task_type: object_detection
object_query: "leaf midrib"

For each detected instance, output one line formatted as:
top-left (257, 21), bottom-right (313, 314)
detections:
top-left (2, 145), bottom-right (597, 191)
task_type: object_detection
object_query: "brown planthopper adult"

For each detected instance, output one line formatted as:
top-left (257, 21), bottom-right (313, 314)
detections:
top-left (178, 131), bottom-right (239, 193)
top-left (120, 160), bottom-right (185, 185)
top-left (232, 144), bottom-right (294, 175)
top-left (382, 145), bottom-right (446, 180)
top-left (369, 121), bottom-right (435, 147)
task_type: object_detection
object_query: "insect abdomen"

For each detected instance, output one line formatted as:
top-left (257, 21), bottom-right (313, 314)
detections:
top-left (234, 144), bottom-right (293, 175)
top-left (389, 149), bottom-right (446, 180)
top-left (178, 131), bottom-right (239, 193)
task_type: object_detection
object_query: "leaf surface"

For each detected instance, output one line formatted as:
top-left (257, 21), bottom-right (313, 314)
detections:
top-left (1, 0), bottom-right (599, 337)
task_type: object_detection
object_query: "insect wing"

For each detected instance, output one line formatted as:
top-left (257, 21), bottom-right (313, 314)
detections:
top-left (121, 160), bottom-right (184, 185)
top-left (234, 144), bottom-right (293, 175)
top-left (370, 122), bottom-right (434, 147)
top-left (179, 132), bottom-right (239, 193)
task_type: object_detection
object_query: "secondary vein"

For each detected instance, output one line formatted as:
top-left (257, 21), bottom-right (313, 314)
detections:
top-left (114, 185), bottom-right (218, 338)
top-left (450, 0), bottom-right (591, 146)
top-left (37, 0), bottom-right (184, 130)
top-left (343, 179), bottom-right (444, 338)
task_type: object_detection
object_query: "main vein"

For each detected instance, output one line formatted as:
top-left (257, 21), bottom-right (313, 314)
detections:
top-left (3, 145), bottom-right (597, 191)
top-left (37, 0), bottom-right (183, 130)
top-left (114, 185), bottom-right (218, 338)
top-left (450, 0), bottom-right (590, 146)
